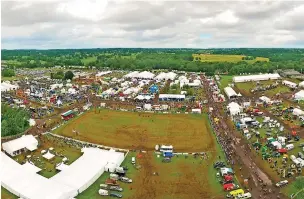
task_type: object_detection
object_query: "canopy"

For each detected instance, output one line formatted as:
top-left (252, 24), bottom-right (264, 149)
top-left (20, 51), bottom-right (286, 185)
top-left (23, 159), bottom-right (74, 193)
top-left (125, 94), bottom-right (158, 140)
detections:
top-left (43, 151), bottom-right (55, 160)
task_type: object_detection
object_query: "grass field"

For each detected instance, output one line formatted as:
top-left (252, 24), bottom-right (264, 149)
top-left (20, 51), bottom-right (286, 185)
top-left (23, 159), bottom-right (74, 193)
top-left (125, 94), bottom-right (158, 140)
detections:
top-left (218, 75), bottom-right (233, 91)
top-left (54, 110), bottom-right (214, 152)
top-left (193, 54), bottom-right (269, 63)
top-left (13, 134), bottom-right (82, 178)
top-left (1, 187), bottom-right (18, 199)
top-left (81, 56), bottom-right (97, 65)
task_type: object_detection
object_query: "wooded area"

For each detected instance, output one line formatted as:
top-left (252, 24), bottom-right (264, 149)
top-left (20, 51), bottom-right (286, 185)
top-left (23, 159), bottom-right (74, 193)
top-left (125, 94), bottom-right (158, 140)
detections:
top-left (1, 104), bottom-right (30, 137)
top-left (1, 48), bottom-right (303, 75)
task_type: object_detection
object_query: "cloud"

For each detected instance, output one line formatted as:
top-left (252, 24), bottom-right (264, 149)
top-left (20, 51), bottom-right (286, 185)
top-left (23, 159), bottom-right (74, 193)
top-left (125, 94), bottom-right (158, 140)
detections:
top-left (1, 0), bottom-right (304, 49)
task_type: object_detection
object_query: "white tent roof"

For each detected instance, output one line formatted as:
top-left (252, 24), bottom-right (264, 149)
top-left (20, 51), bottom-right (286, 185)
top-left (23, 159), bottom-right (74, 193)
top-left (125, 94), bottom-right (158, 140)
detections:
top-left (1, 147), bottom-right (125, 199)
top-left (293, 108), bottom-right (304, 116)
top-left (227, 102), bottom-right (241, 116)
top-left (124, 71), bottom-right (139, 78)
top-left (56, 163), bottom-right (70, 171)
top-left (96, 71), bottom-right (112, 77)
top-left (233, 73), bottom-right (280, 83)
top-left (43, 151), bottom-right (55, 160)
top-left (159, 94), bottom-right (185, 99)
top-left (224, 87), bottom-right (237, 98)
top-left (137, 71), bottom-right (155, 79)
top-left (283, 80), bottom-right (297, 87)
top-left (295, 90), bottom-right (304, 100)
top-left (2, 135), bottom-right (38, 155)
top-left (299, 81), bottom-right (304, 87)
top-left (22, 162), bottom-right (42, 173)
top-left (259, 96), bottom-right (271, 103)
top-left (155, 72), bottom-right (177, 80)
top-left (1, 82), bottom-right (19, 92)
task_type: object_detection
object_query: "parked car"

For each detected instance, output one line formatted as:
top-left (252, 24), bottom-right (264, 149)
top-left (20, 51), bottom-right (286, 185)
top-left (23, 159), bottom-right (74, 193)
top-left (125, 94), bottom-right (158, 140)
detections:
top-left (275, 180), bottom-right (288, 187)
top-left (119, 177), bottom-right (132, 183)
top-left (108, 186), bottom-right (123, 192)
top-left (110, 192), bottom-right (123, 198)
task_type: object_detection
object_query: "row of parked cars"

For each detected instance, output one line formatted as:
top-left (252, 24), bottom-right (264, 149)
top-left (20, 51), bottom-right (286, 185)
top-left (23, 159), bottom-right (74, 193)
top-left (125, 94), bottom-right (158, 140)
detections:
top-left (98, 166), bottom-right (133, 198)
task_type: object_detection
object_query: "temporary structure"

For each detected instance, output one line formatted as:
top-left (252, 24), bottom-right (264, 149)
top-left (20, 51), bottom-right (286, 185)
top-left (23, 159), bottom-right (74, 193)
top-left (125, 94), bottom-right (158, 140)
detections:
top-left (224, 87), bottom-right (238, 99)
top-left (294, 90), bottom-right (304, 101)
top-left (233, 73), bottom-right (280, 83)
top-left (293, 108), bottom-right (304, 116)
top-left (299, 81), bottom-right (304, 88)
top-left (2, 135), bottom-right (38, 157)
top-left (282, 80), bottom-right (297, 88)
top-left (43, 151), bottom-right (55, 160)
top-left (227, 102), bottom-right (241, 116)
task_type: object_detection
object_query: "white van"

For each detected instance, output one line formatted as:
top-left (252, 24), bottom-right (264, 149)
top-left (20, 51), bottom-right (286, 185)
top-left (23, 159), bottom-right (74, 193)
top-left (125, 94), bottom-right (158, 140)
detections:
top-left (236, 192), bottom-right (252, 199)
top-left (131, 157), bottom-right (136, 164)
top-left (286, 144), bottom-right (294, 151)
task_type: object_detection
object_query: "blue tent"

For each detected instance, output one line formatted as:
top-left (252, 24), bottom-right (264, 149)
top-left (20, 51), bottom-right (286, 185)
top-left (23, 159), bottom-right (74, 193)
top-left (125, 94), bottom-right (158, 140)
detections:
top-left (149, 85), bottom-right (159, 94)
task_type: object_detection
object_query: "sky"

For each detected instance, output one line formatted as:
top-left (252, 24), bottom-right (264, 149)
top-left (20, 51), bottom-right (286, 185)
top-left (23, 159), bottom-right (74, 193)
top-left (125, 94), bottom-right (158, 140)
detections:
top-left (2, 0), bottom-right (304, 49)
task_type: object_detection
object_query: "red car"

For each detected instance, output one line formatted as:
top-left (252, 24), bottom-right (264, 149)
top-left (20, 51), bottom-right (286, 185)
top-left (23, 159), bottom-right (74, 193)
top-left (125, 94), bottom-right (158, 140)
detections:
top-left (223, 183), bottom-right (239, 191)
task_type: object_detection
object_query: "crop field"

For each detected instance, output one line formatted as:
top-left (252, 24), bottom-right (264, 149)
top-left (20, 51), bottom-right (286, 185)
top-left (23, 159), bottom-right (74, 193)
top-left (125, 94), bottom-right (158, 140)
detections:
top-left (193, 54), bottom-right (269, 63)
top-left (54, 110), bottom-right (214, 152)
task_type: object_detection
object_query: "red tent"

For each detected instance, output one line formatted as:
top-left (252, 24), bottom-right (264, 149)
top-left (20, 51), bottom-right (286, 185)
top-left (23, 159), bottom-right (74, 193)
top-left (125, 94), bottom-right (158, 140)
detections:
top-left (278, 148), bottom-right (287, 153)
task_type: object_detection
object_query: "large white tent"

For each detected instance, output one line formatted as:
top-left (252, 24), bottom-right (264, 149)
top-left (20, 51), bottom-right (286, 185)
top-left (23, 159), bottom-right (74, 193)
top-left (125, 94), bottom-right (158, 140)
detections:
top-left (294, 90), bottom-right (304, 101)
top-left (224, 87), bottom-right (238, 99)
top-left (227, 102), bottom-right (242, 116)
top-left (282, 80), bottom-right (297, 88)
top-left (233, 73), bottom-right (280, 83)
top-left (2, 135), bottom-right (38, 157)
top-left (293, 108), bottom-right (304, 116)
top-left (1, 147), bottom-right (125, 199)
top-left (1, 82), bottom-right (19, 92)
top-left (299, 81), bottom-right (304, 88)
top-left (155, 72), bottom-right (177, 80)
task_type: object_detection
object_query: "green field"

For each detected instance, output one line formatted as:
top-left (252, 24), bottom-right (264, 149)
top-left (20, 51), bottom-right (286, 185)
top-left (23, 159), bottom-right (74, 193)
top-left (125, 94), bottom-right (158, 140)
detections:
top-left (1, 187), bottom-right (18, 199)
top-left (54, 110), bottom-right (214, 152)
top-left (218, 75), bottom-right (233, 91)
top-left (193, 54), bottom-right (269, 63)
top-left (13, 135), bottom-right (82, 178)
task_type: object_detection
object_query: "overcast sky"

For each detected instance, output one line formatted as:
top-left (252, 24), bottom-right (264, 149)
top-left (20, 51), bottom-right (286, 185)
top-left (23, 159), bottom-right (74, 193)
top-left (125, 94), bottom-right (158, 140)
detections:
top-left (2, 0), bottom-right (304, 49)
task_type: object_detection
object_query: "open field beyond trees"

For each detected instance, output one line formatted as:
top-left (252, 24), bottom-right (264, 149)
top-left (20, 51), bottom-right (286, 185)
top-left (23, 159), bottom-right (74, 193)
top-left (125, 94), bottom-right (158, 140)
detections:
top-left (54, 110), bottom-right (213, 152)
top-left (193, 54), bottom-right (269, 63)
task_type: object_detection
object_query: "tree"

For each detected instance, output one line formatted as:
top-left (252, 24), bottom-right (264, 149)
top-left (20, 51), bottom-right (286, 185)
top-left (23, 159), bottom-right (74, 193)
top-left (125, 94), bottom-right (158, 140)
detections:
top-left (64, 71), bottom-right (74, 80)
top-left (2, 69), bottom-right (15, 77)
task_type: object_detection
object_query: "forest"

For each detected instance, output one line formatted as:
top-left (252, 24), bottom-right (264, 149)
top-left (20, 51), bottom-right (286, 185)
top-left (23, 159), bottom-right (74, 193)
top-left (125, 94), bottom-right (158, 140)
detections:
top-left (1, 104), bottom-right (30, 137)
top-left (1, 48), bottom-right (304, 75)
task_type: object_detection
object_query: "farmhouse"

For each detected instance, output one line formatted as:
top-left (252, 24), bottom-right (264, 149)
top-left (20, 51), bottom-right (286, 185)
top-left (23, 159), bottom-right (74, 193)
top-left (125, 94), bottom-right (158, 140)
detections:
top-left (2, 135), bottom-right (38, 157)
top-left (224, 87), bottom-right (238, 99)
top-left (61, 110), bottom-right (75, 120)
top-left (159, 94), bottom-right (185, 101)
top-left (1, 147), bottom-right (125, 199)
top-left (282, 80), bottom-right (297, 88)
top-left (233, 73), bottom-right (281, 83)
top-left (294, 90), bottom-right (304, 101)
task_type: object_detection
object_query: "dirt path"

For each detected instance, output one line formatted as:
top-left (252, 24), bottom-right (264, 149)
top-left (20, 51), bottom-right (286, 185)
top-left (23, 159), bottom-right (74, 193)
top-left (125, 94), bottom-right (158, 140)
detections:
top-left (202, 75), bottom-right (288, 199)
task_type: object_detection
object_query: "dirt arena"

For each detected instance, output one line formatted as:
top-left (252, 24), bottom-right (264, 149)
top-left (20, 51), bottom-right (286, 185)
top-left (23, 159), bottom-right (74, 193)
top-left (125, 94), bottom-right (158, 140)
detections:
top-left (54, 109), bottom-right (214, 152)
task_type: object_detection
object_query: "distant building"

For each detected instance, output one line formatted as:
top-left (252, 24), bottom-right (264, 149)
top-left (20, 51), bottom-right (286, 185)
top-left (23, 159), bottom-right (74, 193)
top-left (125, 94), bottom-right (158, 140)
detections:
top-left (276, 69), bottom-right (304, 79)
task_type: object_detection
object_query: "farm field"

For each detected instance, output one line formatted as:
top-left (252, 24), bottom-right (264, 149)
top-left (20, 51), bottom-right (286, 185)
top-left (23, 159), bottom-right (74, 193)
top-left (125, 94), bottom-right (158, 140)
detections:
top-left (193, 54), bottom-right (269, 63)
top-left (54, 110), bottom-right (214, 152)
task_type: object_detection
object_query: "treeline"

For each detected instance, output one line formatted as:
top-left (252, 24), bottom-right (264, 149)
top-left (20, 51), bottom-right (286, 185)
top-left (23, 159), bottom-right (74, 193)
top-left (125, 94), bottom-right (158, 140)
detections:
top-left (1, 48), bottom-right (304, 75)
top-left (1, 104), bottom-right (30, 137)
